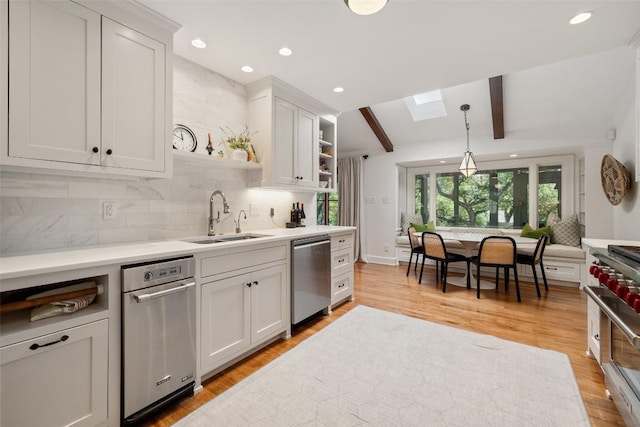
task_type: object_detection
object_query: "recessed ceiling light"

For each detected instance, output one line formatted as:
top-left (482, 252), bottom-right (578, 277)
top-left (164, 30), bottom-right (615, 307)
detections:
top-left (439, 160), bottom-right (446, 164)
top-left (279, 47), bottom-right (293, 56)
top-left (241, 65), bottom-right (254, 73)
top-left (333, 87), bottom-right (344, 93)
top-left (569, 12), bottom-right (592, 25)
top-left (191, 39), bottom-right (207, 49)
top-left (509, 154), bottom-right (518, 158)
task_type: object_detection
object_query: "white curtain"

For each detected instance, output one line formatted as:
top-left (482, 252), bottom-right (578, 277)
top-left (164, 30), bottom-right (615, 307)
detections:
top-left (338, 156), bottom-right (367, 262)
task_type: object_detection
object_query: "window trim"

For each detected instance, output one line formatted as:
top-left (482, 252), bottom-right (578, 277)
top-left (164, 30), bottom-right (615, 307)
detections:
top-left (405, 155), bottom-right (575, 228)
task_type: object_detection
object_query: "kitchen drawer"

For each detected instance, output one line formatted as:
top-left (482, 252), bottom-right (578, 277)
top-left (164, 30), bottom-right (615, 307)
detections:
top-left (1, 319), bottom-right (108, 427)
top-left (331, 248), bottom-right (352, 277)
top-left (331, 232), bottom-right (354, 251)
top-left (541, 259), bottom-right (582, 282)
top-left (331, 271), bottom-right (353, 305)
top-left (201, 244), bottom-right (287, 278)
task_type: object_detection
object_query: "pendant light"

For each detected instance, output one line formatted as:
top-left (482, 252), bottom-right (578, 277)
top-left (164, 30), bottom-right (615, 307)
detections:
top-left (344, 0), bottom-right (388, 15)
top-left (458, 104), bottom-right (477, 177)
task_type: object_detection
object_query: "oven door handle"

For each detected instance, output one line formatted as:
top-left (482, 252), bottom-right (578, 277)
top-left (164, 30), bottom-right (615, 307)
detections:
top-left (133, 281), bottom-right (195, 303)
top-left (585, 286), bottom-right (640, 349)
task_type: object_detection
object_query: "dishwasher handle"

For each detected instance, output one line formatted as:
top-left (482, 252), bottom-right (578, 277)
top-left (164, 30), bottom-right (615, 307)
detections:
top-left (292, 235), bottom-right (330, 248)
top-left (133, 281), bottom-right (195, 303)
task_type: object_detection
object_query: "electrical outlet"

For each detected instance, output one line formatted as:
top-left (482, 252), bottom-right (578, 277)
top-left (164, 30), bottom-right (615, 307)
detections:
top-left (103, 202), bottom-right (116, 220)
top-left (270, 207), bottom-right (275, 217)
top-left (250, 203), bottom-right (260, 216)
top-left (384, 244), bottom-right (389, 252)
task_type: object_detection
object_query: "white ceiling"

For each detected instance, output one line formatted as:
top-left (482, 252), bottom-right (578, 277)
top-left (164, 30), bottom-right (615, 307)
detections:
top-left (140, 0), bottom-right (640, 156)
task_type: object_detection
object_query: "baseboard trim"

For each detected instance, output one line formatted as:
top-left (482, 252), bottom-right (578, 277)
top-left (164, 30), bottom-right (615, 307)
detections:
top-left (367, 255), bottom-right (398, 266)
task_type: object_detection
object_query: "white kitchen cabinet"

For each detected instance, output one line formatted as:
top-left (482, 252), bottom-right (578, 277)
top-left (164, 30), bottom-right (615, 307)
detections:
top-left (247, 76), bottom-right (338, 191)
top-left (199, 244), bottom-right (289, 376)
top-left (200, 264), bottom-right (287, 374)
top-left (1, 319), bottom-right (108, 427)
top-left (101, 17), bottom-right (166, 173)
top-left (1, 0), bottom-right (177, 178)
top-left (330, 231), bottom-right (355, 307)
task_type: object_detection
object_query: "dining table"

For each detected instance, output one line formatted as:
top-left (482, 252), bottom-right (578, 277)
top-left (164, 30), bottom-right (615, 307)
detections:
top-left (414, 231), bottom-right (537, 289)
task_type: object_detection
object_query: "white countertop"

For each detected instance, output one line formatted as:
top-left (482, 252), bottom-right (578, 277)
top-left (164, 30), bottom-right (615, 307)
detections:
top-left (0, 226), bottom-right (356, 282)
top-left (582, 238), bottom-right (640, 249)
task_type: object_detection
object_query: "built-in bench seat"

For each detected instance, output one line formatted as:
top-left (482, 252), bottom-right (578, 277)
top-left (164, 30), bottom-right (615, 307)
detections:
top-left (397, 227), bottom-right (585, 287)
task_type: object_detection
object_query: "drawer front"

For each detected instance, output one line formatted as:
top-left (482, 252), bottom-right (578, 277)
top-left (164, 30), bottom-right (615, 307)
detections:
top-left (331, 232), bottom-right (354, 251)
top-left (331, 272), bottom-right (353, 305)
top-left (1, 319), bottom-right (108, 427)
top-left (331, 248), bottom-right (352, 277)
top-left (201, 244), bottom-right (287, 278)
top-left (587, 297), bottom-right (601, 364)
top-left (542, 260), bottom-right (581, 282)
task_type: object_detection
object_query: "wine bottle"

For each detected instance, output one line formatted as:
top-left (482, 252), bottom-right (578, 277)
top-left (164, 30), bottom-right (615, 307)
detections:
top-left (290, 203), bottom-right (296, 223)
top-left (295, 202), bottom-right (301, 226)
top-left (300, 203), bottom-right (306, 227)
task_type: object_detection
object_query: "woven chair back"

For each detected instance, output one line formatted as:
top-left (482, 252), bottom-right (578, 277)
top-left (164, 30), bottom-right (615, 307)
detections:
top-left (422, 232), bottom-right (446, 260)
top-left (408, 227), bottom-right (420, 249)
top-left (479, 237), bottom-right (515, 265)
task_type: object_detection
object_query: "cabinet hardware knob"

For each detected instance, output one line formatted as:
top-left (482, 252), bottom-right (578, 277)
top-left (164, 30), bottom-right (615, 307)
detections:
top-left (30, 334), bottom-right (69, 350)
top-left (92, 147), bottom-right (99, 153)
top-left (338, 283), bottom-right (344, 288)
top-left (106, 149), bottom-right (113, 155)
top-left (253, 281), bottom-right (258, 285)
top-left (595, 334), bottom-right (600, 341)
top-left (246, 282), bottom-right (252, 287)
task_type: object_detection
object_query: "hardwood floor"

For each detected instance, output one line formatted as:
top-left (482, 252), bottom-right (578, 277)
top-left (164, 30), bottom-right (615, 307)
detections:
top-left (146, 262), bottom-right (624, 426)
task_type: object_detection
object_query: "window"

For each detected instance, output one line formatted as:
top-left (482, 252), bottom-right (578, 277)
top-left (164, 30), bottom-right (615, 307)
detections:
top-left (406, 156), bottom-right (571, 230)
top-left (317, 188), bottom-right (338, 225)
top-left (435, 167), bottom-right (529, 228)
top-left (537, 165), bottom-right (561, 227)
top-left (414, 173), bottom-right (429, 222)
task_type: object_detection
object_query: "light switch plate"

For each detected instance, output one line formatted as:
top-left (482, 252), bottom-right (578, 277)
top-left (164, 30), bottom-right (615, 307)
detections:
top-left (250, 203), bottom-right (260, 216)
top-left (103, 202), bottom-right (116, 220)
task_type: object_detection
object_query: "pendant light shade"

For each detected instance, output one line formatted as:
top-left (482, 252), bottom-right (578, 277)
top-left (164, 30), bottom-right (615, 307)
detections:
top-left (344, 0), bottom-right (388, 15)
top-left (458, 104), bottom-right (477, 178)
top-left (459, 150), bottom-right (477, 177)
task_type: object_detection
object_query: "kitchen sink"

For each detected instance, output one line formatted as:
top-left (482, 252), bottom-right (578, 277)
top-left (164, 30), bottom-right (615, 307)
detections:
top-left (183, 233), bottom-right (272, 244)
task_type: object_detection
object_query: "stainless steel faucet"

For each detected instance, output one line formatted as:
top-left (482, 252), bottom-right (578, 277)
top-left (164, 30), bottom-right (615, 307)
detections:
top-left (234, 210), bottom-right (247, 234)
top-left (208, 190), bottom-right (230, 236)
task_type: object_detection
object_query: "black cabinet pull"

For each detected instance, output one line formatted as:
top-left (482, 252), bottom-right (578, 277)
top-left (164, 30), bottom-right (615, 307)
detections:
top-left (246, 282), bottom-right (252, 287)
top-left (253, 281), bottom-right (258, 286)
top-left (92, 147), bottom-right (99, 153)
top-left (30, 335), bottom-right (69, 350)
top-left (106, 149), bottom-right (113, 155)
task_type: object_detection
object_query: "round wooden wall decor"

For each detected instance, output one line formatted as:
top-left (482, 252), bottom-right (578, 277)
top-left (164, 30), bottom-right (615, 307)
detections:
top-left (600, 154), bottom-right (631, 206)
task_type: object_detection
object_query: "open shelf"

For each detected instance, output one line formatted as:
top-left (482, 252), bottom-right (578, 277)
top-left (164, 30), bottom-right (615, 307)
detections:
top-left (173, 150), bottom-right (263, 170)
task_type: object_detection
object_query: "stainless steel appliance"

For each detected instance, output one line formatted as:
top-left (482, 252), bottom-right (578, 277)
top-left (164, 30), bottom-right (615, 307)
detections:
top-left (586, 245), bottom-right (640, 427)
top-left (291, 235), bottom-right (331, 324)
top-left (121, 257), bottom-right (196, 425)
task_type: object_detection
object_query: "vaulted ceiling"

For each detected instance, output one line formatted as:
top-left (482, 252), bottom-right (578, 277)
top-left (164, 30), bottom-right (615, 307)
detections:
top-left (140, 1), bottom-right (640, 157)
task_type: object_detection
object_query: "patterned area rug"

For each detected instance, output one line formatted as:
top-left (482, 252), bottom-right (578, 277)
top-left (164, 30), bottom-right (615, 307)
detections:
top-left (176, 305), bottom-right (590, 426)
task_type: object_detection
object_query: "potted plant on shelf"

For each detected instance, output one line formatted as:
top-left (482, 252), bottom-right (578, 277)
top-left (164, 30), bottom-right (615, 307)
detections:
top-left (220, 125), bottom-right (257, 161)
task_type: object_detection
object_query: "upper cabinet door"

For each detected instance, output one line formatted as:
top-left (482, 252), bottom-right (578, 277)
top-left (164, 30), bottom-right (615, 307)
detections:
top-left (274, 97), bottom-right (296, 186)
top-left (101, 17), bottom-right (166, 173)
top-left (8, 0), bottom-right (101, 164)
top-left (296, 107), bottom-right (318, 188)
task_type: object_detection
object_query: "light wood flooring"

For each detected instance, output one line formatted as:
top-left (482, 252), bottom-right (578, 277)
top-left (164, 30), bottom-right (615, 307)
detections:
top-left (146, 262), bottom-right (624, 426)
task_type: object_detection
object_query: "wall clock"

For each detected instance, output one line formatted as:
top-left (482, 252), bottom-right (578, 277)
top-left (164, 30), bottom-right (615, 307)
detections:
top-left (172, 124), bottom-right (197, 152)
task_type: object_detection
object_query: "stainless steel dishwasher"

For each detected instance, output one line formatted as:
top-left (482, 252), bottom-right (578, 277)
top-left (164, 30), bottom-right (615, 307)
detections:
top-left (121, 256), bottom-right (196, 426)
top-left (291, 235), bottom-right (331, 324)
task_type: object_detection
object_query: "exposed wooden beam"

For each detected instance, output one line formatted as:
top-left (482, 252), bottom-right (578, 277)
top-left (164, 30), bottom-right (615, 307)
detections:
top-left (489, 76), bottom-right (505, 139)
top-left (359, 106), bottom-right (394, 152)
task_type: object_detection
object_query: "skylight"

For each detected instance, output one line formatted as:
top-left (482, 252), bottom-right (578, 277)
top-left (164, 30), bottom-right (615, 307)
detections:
top-left (404, 89), bottom-right (447, 122)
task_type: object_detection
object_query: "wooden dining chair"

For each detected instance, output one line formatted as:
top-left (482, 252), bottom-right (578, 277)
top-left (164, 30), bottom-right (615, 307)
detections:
top-left (516, 234), bottom-right (549, 297)
top-left (419, 232), bottom-right (470, 291)
top-left (406, 227), bottom-right (424, 276)
top-left (470, 236), bottom-right (521, 302)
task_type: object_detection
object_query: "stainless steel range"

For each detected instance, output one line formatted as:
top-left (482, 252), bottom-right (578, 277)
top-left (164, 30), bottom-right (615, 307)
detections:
top-left (586, 245), bottom-right (640, 426)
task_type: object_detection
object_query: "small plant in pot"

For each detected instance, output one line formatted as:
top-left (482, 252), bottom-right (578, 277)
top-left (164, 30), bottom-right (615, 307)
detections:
top-left (220, 125), bottom-right (257, 161)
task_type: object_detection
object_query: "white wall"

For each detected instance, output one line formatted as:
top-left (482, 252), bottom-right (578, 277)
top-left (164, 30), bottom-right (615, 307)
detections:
top-left (0, 56), bottom-right (315, 255)
top-left (612, 71), bottom-right (639, 240)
